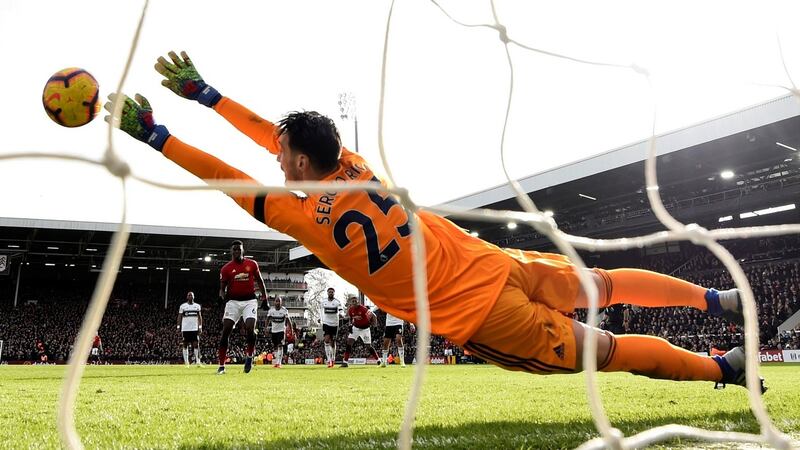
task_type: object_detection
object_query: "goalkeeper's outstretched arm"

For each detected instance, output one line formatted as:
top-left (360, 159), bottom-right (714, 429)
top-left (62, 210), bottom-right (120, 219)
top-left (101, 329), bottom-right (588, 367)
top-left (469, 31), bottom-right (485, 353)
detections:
top-left (213, 97), bottom-right (280, 155)
top-left (154, 50), bottom-right (280, 154)
top-left (103, 92), bottom-right (266, 221)
top-left (162, 136), bottom-right (265, 218)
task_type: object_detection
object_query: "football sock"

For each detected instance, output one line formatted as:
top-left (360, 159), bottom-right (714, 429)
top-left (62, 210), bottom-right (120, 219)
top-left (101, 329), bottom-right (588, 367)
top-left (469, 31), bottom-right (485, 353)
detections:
top-left (193, 348), bottom-right (200, 364)
top-left (398, 348), bottom-right (405, 363)
top-left (325, 344), bottom-right (333, 363)
top-left (246, 331), bottom-right (256, 357)
top-left (218, 346), bottom-right (227, 367)
top-left (275, 349), bottom-right (282, 364)
top-left (382, 350), bottom-right (388, 364)
top-left (600, 334), bottom-right (722, 381)
top-left (182, 348), bottom-right (189, 365)
top-left (343, 351), bottom-right (350, 362)
top-left (601, 269), bottom-right (707, 310)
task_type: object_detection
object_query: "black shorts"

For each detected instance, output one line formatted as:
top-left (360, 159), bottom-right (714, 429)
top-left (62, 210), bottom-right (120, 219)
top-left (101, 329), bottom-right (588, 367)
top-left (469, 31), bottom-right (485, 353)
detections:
top-left (323, 324), bottom-right (338, 338)
top-left (182, 331), bottom-right (199, 343)
top-left (271, 332), bottom-right (285, 347)
top-left (384, 325), bottom-right (403, 340)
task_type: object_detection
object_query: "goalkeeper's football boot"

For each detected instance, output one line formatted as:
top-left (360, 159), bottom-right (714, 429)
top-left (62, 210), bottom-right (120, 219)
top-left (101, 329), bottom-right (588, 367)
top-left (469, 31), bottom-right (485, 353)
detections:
top-left (379, 361), bottom-right (387, 368)
top-left (712, 346), bottom-right (767, 393)
top-left (340, 362), bottom-right (349, 368)
top-left (216, 366), bottom-right (226, 375)
top-left (705, 289), bottom-right (745, 326)
top-left (243, 357), bottom-right (253, 374)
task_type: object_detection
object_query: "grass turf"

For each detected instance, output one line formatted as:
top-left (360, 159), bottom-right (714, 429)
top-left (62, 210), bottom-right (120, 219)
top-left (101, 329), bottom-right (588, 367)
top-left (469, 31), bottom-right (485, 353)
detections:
top-left (0, 364), bottom-right (798, 449)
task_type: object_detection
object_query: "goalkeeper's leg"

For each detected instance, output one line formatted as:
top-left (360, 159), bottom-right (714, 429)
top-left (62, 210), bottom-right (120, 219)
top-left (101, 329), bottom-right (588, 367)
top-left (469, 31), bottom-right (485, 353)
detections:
top-left (466, 254), bottom-right (753, 384)
top-left (500, 250), bottom-right (738, 320)
top-left (465, 287), bottom-right (725, 383)
top-left (463, 306), bottom-right (725, 382)
top-left (574, 322), bottom-right (722, 381)
top-left (576, 268), bottom-right (742, 324)
top-left (586, 323), bottom-right (764, 391)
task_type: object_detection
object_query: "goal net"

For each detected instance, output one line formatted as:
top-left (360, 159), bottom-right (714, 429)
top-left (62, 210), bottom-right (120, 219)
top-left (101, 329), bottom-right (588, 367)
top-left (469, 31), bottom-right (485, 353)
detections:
top-left (2, 1), bottom-right (799, 449)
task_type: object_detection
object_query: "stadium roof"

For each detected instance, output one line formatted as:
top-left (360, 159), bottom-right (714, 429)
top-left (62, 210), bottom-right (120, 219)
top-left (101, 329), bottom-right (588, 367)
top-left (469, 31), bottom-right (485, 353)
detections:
top-left (445, 94), bottom-right (800, 210)
top-left (0, 217), bottom-right (310, 271)
top-left (446, 94), bottom-right (800, 249)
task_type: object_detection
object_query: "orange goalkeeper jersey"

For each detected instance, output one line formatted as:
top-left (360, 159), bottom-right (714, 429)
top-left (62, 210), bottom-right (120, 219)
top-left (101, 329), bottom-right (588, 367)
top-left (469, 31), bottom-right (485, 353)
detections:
top-left (162, 97), bottom-right (513, 344)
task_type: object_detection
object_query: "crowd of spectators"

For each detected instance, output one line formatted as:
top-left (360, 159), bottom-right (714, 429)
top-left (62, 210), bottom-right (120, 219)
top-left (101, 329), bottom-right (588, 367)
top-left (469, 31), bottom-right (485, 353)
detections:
top-left (0, 284), bottom-right (456, 364)
top-left (0, 283), bottom-right (250, 364)
top-left (774, 328), bottom-right (800, 350)
top-left (593, 240), bottom-right (800, 353)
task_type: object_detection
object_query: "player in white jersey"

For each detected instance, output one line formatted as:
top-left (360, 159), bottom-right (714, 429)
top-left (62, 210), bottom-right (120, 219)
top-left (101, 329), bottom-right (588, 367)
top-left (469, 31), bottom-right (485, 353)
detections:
top-left (320, 287), bottom-right (342, 368)
top-left (177, 291), bottom-right (203, 366)
top-left (380, 310), bottom-right (413, 367)
top-left (267, 296), bottom-right (293, 368)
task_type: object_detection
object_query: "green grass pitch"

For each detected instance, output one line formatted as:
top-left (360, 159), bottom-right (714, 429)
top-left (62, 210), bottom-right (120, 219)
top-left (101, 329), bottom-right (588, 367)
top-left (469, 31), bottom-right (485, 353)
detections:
top-left (1, 364), bottom-right (798, 449)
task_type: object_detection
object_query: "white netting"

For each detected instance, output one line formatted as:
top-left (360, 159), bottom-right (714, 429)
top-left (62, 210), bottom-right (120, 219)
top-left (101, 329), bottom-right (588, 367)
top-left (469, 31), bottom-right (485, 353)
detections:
top-left (1, 1), bottom-right (799, 449)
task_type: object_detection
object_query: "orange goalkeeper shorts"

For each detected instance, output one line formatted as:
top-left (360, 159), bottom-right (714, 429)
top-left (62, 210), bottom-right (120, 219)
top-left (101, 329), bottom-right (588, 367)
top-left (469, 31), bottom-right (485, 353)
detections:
top-left (463, 249), bottom-right (581, 374)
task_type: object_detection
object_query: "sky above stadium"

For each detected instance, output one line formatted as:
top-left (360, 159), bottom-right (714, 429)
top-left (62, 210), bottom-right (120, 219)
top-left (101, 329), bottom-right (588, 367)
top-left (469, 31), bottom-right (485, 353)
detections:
top-left (2, 1), bottom-right (800, 232)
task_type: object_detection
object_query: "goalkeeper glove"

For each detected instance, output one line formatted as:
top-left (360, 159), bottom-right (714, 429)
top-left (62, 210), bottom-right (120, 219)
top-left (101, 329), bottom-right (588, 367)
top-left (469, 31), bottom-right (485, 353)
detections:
top-left (155, 51), bottom-right (221, 108)
top-left (103, 93), bottom-right (170, 152)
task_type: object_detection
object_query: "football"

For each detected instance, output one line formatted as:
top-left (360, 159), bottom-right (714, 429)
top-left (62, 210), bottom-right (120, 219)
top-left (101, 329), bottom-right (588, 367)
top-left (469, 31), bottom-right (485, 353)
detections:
top-left (42, 67), bottom-right (100, 127)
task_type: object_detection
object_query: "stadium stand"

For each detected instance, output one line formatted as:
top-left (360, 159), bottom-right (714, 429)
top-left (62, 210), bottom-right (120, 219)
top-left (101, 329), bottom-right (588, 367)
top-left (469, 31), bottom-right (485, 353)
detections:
top-left (1, 236), bottom-right (797, 364)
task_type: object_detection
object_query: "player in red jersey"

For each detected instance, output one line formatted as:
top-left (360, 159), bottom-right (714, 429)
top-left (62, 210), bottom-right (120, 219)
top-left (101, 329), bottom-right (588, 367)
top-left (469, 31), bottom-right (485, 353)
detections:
top-left (218, 240), bottom-right (267, 374)
top-left (36, 339), bottom-right (48, 364)
top-left (341, 295), bottom-right (380, 367)
top-left (106, 50), bottom-right (763, 393)
top-left (285, 321), bottom-right (297, 362)
top-left (90, 334), bottom-right (103, 364)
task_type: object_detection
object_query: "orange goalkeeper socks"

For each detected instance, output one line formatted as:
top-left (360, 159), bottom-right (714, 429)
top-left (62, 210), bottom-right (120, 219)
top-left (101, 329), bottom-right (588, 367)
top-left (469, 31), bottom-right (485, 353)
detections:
top-left (598, 268), bottom-right (708, 310)
top-left (600, 334), bottom-right (722, 381)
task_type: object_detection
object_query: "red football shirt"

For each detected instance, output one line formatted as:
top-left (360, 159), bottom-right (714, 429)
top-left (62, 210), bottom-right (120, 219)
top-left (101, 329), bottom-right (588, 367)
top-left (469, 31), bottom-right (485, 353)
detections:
top-left (220, 258), bottom-right (260, 300)
top-left (348, 304), bottom-right (372, 329)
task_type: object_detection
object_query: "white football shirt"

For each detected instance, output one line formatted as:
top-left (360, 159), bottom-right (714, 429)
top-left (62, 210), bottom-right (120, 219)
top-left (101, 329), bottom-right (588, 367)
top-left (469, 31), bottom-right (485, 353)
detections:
top-left (267, 306), bottom-right (290, 333)
top-left (320, 298), bottom-right (341, 326)
top-left (179, 302), bottom-right (202, 331)
top-left (385, 312), bottom-right (404, 327)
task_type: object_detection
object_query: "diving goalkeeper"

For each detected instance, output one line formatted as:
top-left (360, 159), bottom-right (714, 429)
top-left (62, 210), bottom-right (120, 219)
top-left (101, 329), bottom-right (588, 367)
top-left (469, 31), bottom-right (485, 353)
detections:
top-left (105, 50), bottom-right (763, 392)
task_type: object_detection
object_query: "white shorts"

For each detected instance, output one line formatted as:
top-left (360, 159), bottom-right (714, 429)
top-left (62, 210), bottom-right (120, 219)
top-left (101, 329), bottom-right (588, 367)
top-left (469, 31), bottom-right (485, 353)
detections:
top-left (286, 343), bottom-right (294, 353)
top-left (348, 327), bottom-right (372, 344)
top-left (223, 299), bottom-right (258, 323)
top-left (90, 348), bottom-right (99, 356)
